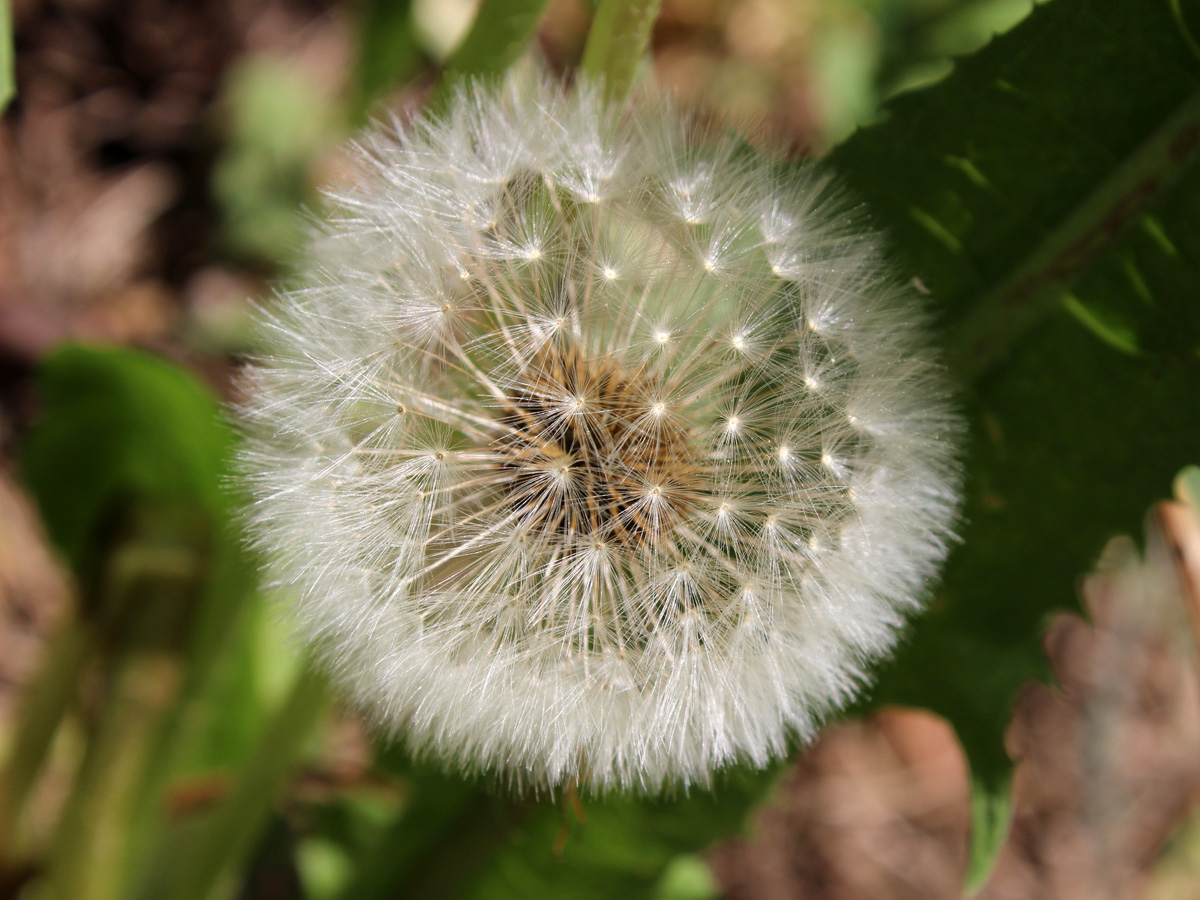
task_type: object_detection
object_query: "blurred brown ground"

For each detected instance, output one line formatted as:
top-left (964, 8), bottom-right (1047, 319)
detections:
top-left (3, 2), bottom-right (1200, 898)
top-left (711, 522), bottom-right (1200, 900)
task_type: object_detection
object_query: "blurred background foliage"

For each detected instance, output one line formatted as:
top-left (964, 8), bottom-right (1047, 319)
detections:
top-left (1, 1), bottom-right (1200, 899)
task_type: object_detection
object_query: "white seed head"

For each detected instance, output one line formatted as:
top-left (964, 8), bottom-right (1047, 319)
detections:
top-left (236, 76), bottom-right (962, 792)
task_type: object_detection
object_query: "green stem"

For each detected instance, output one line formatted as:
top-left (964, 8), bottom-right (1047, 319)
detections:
top-left (44, 650), bottom-right (186, 900)
top-left (0, 619), bottom-right (90, 866)
top-left (162, 663), bottom-right (329, 900)
top-left (126, 544), bottom-right (255, 866)
top-left (42, 538), bottom-right (207, 900)
top-left (580, 0), bottom-right (662, 102)
top-left (965, 776), bottom-right (1013, 896)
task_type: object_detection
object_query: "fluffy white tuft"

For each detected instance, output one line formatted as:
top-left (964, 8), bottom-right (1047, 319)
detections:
top-left (236, 76), bottom-right (963, 791)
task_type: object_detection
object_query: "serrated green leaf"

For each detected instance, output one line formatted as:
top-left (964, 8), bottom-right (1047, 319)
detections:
top-left (835, 0), bottom-right (1200, 373)
top-left (829, 0), bottom-right (1200, 884)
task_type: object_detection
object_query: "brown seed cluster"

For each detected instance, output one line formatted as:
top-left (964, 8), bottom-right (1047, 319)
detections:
top-left (493, 342), bottom-right (701, 550)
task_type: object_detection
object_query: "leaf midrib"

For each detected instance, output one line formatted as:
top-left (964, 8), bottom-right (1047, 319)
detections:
top-left (946, 86), bottom-right (1200, 377)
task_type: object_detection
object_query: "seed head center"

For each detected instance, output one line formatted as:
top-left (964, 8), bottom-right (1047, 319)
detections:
top-left (494, 345), bottom-right (697, 549)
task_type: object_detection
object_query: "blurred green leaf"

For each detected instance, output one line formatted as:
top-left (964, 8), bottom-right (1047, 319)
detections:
top-left (429, 0), bottom-right (552, 109)
top-left (167, 592), bottom-right (300, 776)
top-left (213, 56), bottom-right (339, 264)
top-left (451, 769), bottom-right (776, 900)
top-left (19, 344), bottom-right (254, 714)
top-left (294, 788), bottom-right (399, 899)
top-left (652, 855), bottom-right (719, 900)
top-left (338, 749), bottom-right (780, 900)
top-left (580, 0), bottom-right (661, 101)
top-left (446, 0), bottom-right (550, 78)
top-left (21, 345), bottom-right (231, 567)
top-left (157, 665), bottom-right (328, 900)
top-left (830, 0), bottom-right (1200, 879)
top-left (297, 836), bottom-right (355, 900)
top-left (1, 0), bottom-right (14, 113)
top-left (332, 762), bottom-right (488, 900)
top-left (16, 346), bottom-right (263, 900)
top-left (17, 346), bottom-right (270, 896)
top-left (811, 15), bottom-right (881, 145)
top-left (43, 502), bottom-right (215, 900)
top-left (1179, 464), bottom-right (1200, 507)
top-left (353, 0), bottom-right (424, 119)
top-left (873, 0), bottom-right (1047, 99)
top-left (966, 776), bottom-right (1011, 891)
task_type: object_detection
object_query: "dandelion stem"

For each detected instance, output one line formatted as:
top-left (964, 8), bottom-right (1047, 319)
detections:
top-left (162, 663), bottom-right (329, 900)
top-left (0, 618), bottom-right (89, 867)
top-left (966, 776), bottom-right (1013, 896)
top-left (43, 524), bottom-right (210, 900)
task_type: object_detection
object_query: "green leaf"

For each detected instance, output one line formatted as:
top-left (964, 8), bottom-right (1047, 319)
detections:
top-left (344, 752), bottom-right (779, 900)
top-left (353, 0), bottom-right (424, 120)
top-left (332, 762), bottom-right (504, 900)
top-left (20, 344), bottom-right (255, 759)
top-left (429, 0), bottom-right (552, 110)
top-left (0, 0), bottom-right (13, 113)
top-left (829, 0), bottom-right (1200, 882)
top-left (835, 0), bottom-right (1200, 373)
top-left (449, 770), bottom-right (777, 900)
top-left (1178, 465), bottom-right (1200, 508)
top-left (41, 502), bottom-right (216, 900)
top-left (458, 772), bottom-right (776, 900)
top-left (213, 57), bottom-right (338, 265)
top-left (21, 344), bottom-right (232, 569)
top-left (18, 345), bottom-right (267, 894)
top-left (653, 855), bottom-right (719, 900)
top-left (16, 347), bottom-right (258, 900)
top-left (966, 777), bottom-right (1012, 893)
top-left (580, 0), bottom-right (662, 101)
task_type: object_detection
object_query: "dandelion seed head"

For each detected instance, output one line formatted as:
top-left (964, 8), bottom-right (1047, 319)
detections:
top-left (237, 76), bottom-right (962, 792)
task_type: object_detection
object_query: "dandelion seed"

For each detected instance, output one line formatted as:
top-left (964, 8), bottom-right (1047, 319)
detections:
top-left (236, 76), bottom-right (962, 792)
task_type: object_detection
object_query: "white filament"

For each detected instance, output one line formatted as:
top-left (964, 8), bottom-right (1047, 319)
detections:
top-left (237, 76), bottom-right (962, 791)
